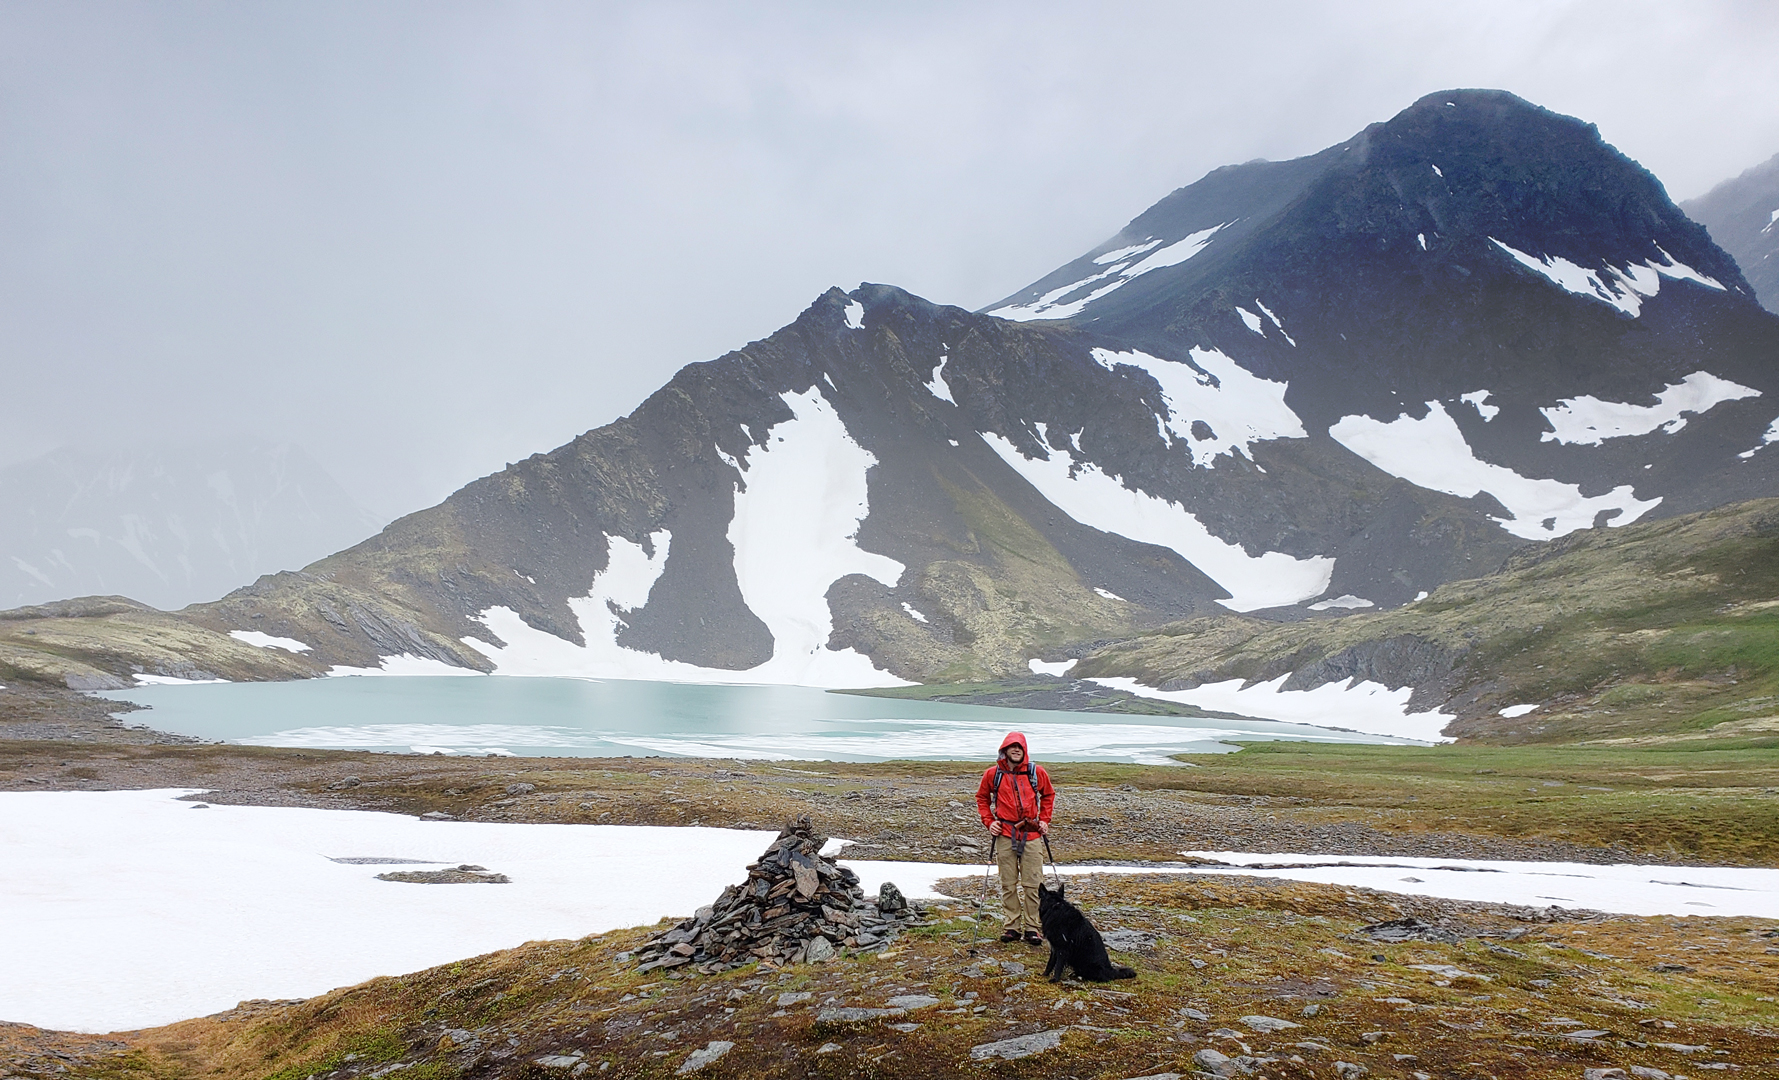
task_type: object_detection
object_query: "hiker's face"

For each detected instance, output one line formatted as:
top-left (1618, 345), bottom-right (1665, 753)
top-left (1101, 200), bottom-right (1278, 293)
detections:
top-left (1005, 745), bottom-right (1024, 761)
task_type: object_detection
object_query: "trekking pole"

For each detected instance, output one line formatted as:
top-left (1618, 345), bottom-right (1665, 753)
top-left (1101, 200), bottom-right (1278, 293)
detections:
top-left (976, 834), bottom-right (997, 948)
top-left (1041, 833), bottom-right (1061, 888)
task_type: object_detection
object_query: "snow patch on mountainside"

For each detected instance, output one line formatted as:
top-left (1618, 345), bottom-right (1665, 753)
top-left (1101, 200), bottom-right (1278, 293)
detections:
top-left (1090, 347), bottom-right (1305, 467)
top-left (229, 631), bottom-right (311, 653)
top-left (1739, 417), bottom-right (1779, 460)
top-left (982, 432), bottom-right (1332, 611)
top-left (1089, 675), bottom-right (1453, 743)
top-left (1307, 594), bottom-right (1374, 611)
top-left (988, 224), bottom-right (1228, 321)
top-left (1252, 300), bottom-right (1295, 345)
top-left (729, 388), bottom-right (906, 672)
top-left (1460, 390), bottom-right (1499, 421)
top-left (1540, 371), bottom-right (1761, 445)
top-left (1490, 239), bottom-right (1725, 317)
top-left (1330, 401), bottom-right (1661, 539)
top-left (466, 390), bottom-right (909, 688)
top-left (1093, 239), bottom-right (1162, 264)
top-left (843, 300), bottom-right (865, 329)
top-left (926, 354), bottom-right (955, 404)
top-left (329, 655), bottom-right (484, 677)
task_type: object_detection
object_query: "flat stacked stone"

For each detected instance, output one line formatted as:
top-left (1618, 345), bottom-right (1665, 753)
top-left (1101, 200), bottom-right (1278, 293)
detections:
top-left (632, 816), bottom-right (914, 975)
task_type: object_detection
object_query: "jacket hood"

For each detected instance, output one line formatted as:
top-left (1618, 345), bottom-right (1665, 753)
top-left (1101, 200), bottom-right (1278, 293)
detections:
top-left (998, 731), bottom-right (1030, 759)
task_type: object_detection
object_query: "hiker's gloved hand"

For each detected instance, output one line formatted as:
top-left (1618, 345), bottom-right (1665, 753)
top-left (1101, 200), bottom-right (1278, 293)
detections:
top-left (1038, 821), bottom-right (1050, 836)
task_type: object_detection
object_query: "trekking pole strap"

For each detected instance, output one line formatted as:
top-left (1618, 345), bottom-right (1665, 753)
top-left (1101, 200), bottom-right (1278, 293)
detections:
top-left (1041, 833), bottom-right (1060, 886)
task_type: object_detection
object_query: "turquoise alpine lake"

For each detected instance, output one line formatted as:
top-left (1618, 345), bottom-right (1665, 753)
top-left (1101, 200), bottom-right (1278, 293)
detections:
top-left (100, 676), bottom-right (1413, 764)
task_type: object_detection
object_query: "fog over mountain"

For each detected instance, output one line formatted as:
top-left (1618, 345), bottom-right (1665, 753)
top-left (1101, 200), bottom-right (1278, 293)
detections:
top-left (2, 3), bottom-right (1777, 522)
top-left (1684, 152), bottom-right (1779, 314)
top-left (0, 441), bottom-right (381, 611)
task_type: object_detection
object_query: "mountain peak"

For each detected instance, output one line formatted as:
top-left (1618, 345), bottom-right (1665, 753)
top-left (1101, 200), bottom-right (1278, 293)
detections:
top-left (985, 89), bottom-right (1757, 334)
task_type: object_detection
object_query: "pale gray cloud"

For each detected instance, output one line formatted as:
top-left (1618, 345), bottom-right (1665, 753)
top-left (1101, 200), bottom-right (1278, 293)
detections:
top-left (3, 0), bottom-right (1776, 519)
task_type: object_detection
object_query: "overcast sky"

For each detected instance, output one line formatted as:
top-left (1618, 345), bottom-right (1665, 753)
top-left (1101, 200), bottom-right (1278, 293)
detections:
top-left (4, 1), bottom-right (1778, 520)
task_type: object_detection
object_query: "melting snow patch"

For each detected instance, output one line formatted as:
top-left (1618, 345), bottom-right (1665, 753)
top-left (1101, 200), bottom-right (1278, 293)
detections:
top-left (1236, 307), bottom-right (1264, 335)
top-left (1252, 299), bottom-right (1295, 345)
top-left (843, 300), bottom-right (865, 329)
top-left (329, 655), bottom-right (479, 677)
top-left (1175, 850), bottom-right (1779, 919)
top-left (1093, 238), bottom-right (1162, 264)
top-left (1125, 224), bottom-right (1229, 275)
top-left (135, 674), bottom-right (228, 686)
top-left (1090, 675), bottom-right (1452, 743)
top-left (1329, 401), bottom-right (1661, 539)
top-left (1738, 417), bottom-right (1779, 459)
top-left (901, 602), bottom-right (928, 624)
top-left (1459, 390), bottom-right (1499, 421)
top-left (1499, 704), bottom-right (1539, 718)
top-left (982, 433), bottom-right (1332, 611)
top-left (1431, 164), bottom-right (1443, 177)
top-left (1417, 233), bottom-right (1427, 250)
top-left (1765, 208), bottom-right (1779, 234)
top-left (1307, 594), bottom-right (1375, 611)
top-left (1090, 346), bottom-right (1305, 467)
top-left (988, 224), bottom-right (1228, 321)
top-left (1028, 658), bottom-right (1077, 677)
top-left (0, 789), bottom-right (794, 1031)
top-left (228, 631), bottom-right (311, 654)
top-left (1093, 587), bottom-right (1125, 601)
top-left (467, 389), bottom-right (909, 689)
top-left (48, 791), bottom-right (1742, 1032)
top-left (926, 354), bottom-right (955, 404)
top-left (1540, 371), bottom-right (1760, 445)
top-left (1489, 238), bottom-right (1725, 317)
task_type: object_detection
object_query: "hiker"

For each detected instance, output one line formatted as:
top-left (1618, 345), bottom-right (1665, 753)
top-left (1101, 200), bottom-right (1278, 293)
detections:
top-left (976, 731), bottom-right (1055, 944)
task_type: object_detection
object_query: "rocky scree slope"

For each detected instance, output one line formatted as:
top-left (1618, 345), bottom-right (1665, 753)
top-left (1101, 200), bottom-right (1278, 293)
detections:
top-left (1075, 497), bottom-right (1779, 742)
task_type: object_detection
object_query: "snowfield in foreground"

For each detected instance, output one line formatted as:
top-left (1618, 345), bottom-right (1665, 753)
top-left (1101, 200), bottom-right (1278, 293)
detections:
top-left (5, 792), bottom-right (1777, 1033)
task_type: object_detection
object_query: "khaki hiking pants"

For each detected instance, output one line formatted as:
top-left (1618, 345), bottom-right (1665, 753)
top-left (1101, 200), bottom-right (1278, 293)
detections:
top-left (996, 840), bottom-right (1044, 932)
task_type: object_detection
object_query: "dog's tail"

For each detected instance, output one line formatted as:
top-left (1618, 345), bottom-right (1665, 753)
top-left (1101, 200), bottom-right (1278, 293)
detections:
top-left (1110, 964), bottom-right (1137, 980)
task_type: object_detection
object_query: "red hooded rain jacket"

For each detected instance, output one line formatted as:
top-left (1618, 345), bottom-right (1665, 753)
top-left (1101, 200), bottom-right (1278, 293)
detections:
top-left (976, 731), bottom-right (1055, 842)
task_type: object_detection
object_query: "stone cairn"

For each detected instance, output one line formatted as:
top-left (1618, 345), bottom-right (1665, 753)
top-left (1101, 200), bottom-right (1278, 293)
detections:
top-left (631, 817), bottom-right (915, 975)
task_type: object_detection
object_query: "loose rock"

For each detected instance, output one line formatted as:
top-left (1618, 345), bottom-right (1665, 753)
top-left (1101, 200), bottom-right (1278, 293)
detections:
top-left (676, 1041), bottom-right (733, 1074)
top-left (1359, 918), bottom-right (1460, 944)
top-left (971, 1029), bottom-right (1065, 1061)
top-left (1240, 1015), bottom-right (1300, 1033)
top-left (1193, 1048), bottom-right (1244, 1076)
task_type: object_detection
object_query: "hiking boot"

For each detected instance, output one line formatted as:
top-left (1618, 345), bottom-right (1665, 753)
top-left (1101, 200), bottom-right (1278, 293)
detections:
top-left (1023, 931), bottom-right (1043, 946)
top-left (999, 929), bottom-right (1021, 943)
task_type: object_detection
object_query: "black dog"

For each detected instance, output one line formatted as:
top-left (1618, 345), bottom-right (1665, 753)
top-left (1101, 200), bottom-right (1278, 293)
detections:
top-left (1037, 882), bottom-right (1136, 982)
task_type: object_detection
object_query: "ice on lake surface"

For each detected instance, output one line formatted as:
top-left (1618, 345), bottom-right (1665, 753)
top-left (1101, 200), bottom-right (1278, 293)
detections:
top-left (101, 675), bottom-right (1417, 763)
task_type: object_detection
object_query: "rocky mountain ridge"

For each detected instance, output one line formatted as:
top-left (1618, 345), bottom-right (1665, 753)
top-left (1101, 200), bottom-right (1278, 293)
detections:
top-left (4, 90), bottom-right (1778, 744)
